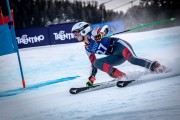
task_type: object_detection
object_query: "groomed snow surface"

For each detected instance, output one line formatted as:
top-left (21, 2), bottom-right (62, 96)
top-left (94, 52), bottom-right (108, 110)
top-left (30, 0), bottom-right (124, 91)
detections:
top-left (0, 26), bottom-right (180, 120)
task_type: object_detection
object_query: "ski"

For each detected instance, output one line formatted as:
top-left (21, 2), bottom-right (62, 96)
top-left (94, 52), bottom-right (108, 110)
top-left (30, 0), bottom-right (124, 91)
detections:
top-left (70, 85), bottom-right (100, 94)
top-left (70, 79), bottom-right (117, 94)
top-left (69, 79), bottom-right (135, 94)
top-left (69, 68), bottom-right (178, 94)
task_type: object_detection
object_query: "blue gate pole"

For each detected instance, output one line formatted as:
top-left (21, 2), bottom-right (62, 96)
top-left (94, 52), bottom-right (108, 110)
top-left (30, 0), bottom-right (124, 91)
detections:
top-left (5, 0), bottom-right (26, 89)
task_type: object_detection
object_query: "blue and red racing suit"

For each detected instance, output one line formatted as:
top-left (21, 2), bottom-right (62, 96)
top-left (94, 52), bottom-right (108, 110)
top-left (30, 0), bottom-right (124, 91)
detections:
top-left (85, 32), bottom-right (154, 78)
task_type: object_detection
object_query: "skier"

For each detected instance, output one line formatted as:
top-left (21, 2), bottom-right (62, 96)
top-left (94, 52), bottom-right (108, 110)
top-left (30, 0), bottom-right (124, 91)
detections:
top-left (71, 22), bottom-right (167, 87)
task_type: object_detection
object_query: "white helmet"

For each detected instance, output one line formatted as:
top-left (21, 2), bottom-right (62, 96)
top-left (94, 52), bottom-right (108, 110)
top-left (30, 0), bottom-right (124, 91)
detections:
top-left (71, 22), bottom-right (91, 36)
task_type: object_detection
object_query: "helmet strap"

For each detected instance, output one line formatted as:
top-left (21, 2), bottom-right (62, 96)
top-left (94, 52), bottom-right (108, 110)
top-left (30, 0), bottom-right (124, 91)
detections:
top-left (83, 36), bottom-right (90, 46)
top-left (83, 36), bottom-right (88, 42)
top-left (82, 36), bottom-right (84, 40)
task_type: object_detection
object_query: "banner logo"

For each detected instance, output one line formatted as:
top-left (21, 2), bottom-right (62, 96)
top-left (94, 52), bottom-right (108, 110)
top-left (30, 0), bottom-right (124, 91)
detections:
top-left (53, 31), bottom-right (74, 41)
top-left (16, 35), bottom-right (45, 44)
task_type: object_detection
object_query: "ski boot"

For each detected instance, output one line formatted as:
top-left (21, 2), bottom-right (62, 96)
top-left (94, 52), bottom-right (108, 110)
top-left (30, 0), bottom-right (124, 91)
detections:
top-left (150, 61), bottom-right (170, 73)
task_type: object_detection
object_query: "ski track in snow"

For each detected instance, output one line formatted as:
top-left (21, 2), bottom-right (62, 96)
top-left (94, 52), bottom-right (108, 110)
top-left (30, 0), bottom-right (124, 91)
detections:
top-left (0, 26), bottom-right (180, 120)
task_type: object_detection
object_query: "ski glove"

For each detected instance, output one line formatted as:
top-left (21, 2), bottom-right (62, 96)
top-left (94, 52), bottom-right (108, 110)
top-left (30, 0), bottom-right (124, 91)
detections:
top-left (86, 76), bottom-right (96, 86)
top-left (89, 76), bottom-right (96, 82)
top-left (92, 25), bottom-right (109, 41)
top-left (94, 32), bottom-right (105, 41)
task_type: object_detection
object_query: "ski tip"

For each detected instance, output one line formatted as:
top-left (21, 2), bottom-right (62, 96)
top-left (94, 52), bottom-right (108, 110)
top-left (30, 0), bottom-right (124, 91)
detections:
top-left (116, 80), bottom-right (135, 88)
top-left (69, 88), bottom-right (78, 94)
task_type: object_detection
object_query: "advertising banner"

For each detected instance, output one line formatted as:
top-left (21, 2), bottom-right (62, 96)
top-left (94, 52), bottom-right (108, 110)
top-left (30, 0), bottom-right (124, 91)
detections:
top-left (15, 21), bottom-right (124, 49)
top-left (15, 26), bottom-right (50, 48)
top-left (48, 22), bottom-right (77, 45)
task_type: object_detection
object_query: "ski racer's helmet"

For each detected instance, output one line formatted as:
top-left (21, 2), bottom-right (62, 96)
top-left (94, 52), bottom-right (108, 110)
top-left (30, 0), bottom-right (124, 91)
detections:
top-left (71, 22), bottom-right (91, 36)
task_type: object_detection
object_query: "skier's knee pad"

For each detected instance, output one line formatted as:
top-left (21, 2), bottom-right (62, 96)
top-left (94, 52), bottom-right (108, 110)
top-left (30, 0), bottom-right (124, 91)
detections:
top-left (128, 56), bottom-right (136, 64)
top-left (122, 48), bottom-right (133, 61)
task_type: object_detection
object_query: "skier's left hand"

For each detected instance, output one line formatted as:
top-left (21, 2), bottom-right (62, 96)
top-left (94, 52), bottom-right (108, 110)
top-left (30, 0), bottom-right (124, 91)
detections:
top-left (94, 32), bottom-right (105, 41)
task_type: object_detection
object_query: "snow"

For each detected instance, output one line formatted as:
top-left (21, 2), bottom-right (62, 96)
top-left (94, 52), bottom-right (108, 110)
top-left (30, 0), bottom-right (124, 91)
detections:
top-left (0, 26), bottom-right (180, 120)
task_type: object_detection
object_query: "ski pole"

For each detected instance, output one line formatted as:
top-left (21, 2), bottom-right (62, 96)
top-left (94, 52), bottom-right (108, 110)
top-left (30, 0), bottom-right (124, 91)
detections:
top-left (104, 17), bottom-right (176, 37)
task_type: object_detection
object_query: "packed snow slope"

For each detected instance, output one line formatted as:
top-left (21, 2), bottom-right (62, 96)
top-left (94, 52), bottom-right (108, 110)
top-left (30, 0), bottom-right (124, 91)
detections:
top-left (0, 26), bottom-right (180, 120)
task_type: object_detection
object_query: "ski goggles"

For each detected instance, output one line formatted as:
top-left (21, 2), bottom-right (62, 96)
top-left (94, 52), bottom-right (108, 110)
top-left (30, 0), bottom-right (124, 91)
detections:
top-left (72, 30), bottom-right (80, 37)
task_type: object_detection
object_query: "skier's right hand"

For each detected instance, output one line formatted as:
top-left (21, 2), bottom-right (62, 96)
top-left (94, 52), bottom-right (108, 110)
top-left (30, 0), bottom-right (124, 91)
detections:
top-left (86, 76), bottom-right (96, 86)
top-left (89, 76), bottom-right (96, 82)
